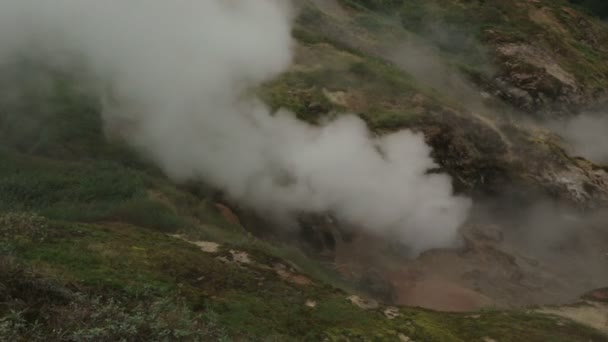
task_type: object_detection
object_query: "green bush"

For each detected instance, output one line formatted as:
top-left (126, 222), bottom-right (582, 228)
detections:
top-left (0, 255), bottom-right (231, 341)
top-left (0, 148), bottom-right (189, 232)
top-left (0, 289), bottom-right (229, 341)
top-left (0, 149), bottom-right (147, 219)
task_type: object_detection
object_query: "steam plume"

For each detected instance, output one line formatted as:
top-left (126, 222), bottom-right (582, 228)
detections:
top-left (552, 112), bottom-right (608, 164)
top-left (0, 0), bottom-right (470, 254)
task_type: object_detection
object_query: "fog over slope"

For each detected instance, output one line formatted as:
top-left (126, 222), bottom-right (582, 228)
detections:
top-left (0, 0), bottom-right (471, 254)
top-left (553, 113), bottom-right (608, 164)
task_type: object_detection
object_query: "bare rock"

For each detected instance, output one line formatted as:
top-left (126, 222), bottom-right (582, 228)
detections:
top-left (347, 295), bottom-right (379, 310)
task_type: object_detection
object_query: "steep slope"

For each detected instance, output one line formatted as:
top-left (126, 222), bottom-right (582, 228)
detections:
top-left (1, 0), bottom-right (608, 341)
top-left (288, 0), bottom-right (608, 203)
top-left (261, 0), bottom-right (608, 313)
top-left (0, 142), bottom-right (605, 340)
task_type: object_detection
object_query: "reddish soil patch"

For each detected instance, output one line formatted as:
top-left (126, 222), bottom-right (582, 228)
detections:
top-left (585, 288), bottom-right (608, 303)
top-left (215, 203), bottom-right (242, 226)
top-left (274, 264), bottom-right (312, 286)
top-left (395, 276), bottom-right (493, 312)
top-left (592, 290), bottom-right (608, 300)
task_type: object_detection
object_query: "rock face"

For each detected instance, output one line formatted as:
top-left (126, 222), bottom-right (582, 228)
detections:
top-left (536, 160), bottom-right (608, 207)
top-left (493, 43), bottom-right (582, 115)
top-left (241, 0), bottom-right (608, 313)
top-left (417, 109), bottom-right (511, 196)
top-left (293, 0), bottom-right (608, 205)
top-left (417, 107), bottom-right (608, 208)
top-left (482, 4), bottom-right (608, 118)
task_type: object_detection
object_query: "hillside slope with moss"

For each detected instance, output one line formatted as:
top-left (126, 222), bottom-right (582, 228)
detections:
top-left (287, 0), bottom-right (608, 203)
top-left (0, 121), bottom-right (605, 340)
top-left (2, 0), bottom-right (608, 341)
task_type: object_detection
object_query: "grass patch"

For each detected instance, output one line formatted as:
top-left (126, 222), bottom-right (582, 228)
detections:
top-left (0, 148), bottom-right (192, 232)
top-left (2, 219), bottom-right (606, 341)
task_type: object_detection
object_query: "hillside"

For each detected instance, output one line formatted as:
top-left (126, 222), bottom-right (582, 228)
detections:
top-left (1, 0), bottom-right (608, 341)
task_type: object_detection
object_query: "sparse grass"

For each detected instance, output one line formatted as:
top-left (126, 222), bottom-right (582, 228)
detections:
top-left (340, 0), bottom-right (608, 95)
top-left (0, 147), bottom-right (199, 233)
top-left (360, 110), bottom-right (422, 131)
top-left (263, 42), bottom-right (433, 132)
top-left (0, 255), bottom-right (231, 341)
top-left (2, 218), bottom-right (606, 341)
top-left (261, 70), bottom-right (337, 122)
top-left (0, 212), bottom-right (50, 243)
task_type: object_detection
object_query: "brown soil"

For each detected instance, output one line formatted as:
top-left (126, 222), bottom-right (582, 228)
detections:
top-left (395, 276), bottom-right (492, 312)
top-left (330, 219), bottom-right (608, 312)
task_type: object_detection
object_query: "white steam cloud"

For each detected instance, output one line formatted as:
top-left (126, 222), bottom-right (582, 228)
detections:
top-left (552, 113), bottom-right (608, 165)
top-left (0, 0), bottom-right (470, 253)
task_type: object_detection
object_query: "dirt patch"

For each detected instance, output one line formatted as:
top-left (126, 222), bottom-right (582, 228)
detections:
top-left (497, 43), bottom-right (576, 88)
top-left (230, 250), bottom-right (251, 264)
top-left (148, 190), bottom-right (176, 211)
top-left (194, 241), bottom-right (220, 253)
top-left (396, 276), bottom-right (493, 312)
top-left (347, 295), bottom-right (379, 310)
top-left (215, 203), bottom-right (242, 227)
top-left (323, 88), bottom-right (349, 107)
top-left (383, 306), bottom-right (400, 320)
top-left (168, 234), bottom-right (221, 253)
top-left (274, 263), bottom-right (312, 286)
top-left (538, 302), bottom-right (608, 334)
top-left (305, 299), bottom-right (317, 308)
top-left (215, 250), bottom-right (253, 266)
top-left (529, 7), bottom-right (568, 35)
top-left (398, 334), bottom-right (412, 342)
top-left (327, 201), bottom-right (608, 312)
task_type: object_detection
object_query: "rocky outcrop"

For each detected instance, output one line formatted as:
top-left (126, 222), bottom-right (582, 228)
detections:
top-left (482, 4), bottom-right (608, 117)
top-left (492, 43), bottom-right (584, 116)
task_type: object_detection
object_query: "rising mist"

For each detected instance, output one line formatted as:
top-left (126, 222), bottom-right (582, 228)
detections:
top-left (0, 0), bottom-right (471, 254)
top-left (552, 112), bottom-right (608, 165)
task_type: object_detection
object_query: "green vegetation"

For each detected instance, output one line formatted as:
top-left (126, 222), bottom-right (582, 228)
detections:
top-left (1, 1), bottom-right (608, 340)
top-left (339, 0), bottom-right (608, 94)
top-left (2, 221), bottom-right (606, 341)
top-left (0, 68), bottom-right (604, 341)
